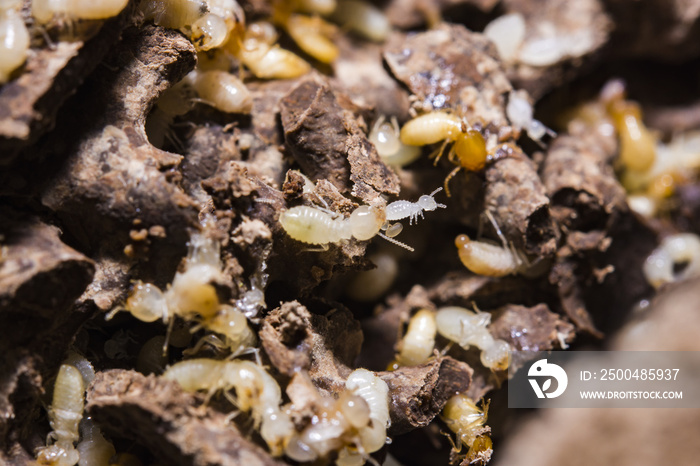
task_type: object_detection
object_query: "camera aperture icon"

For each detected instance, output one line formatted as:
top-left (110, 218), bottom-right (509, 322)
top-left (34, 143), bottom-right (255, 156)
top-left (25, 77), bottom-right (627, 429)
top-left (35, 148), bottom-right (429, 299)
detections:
top-left (528, 359), bottom-right (568, 399)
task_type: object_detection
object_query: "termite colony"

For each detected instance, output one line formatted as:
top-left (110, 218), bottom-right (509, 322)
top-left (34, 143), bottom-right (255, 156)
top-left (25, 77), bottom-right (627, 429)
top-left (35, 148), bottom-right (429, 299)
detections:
top-left (5, 0), bottom-right (700, 465)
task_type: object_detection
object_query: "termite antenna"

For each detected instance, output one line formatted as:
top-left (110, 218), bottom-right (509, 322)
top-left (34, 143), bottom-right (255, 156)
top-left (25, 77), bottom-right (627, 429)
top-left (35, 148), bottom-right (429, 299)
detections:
top-left (378, 232), bottom-right (415, 252)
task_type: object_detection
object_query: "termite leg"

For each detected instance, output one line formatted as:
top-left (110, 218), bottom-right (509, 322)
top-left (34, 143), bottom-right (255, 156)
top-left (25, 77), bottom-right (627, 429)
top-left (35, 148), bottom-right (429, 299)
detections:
top-left (431, 140), bottom-right (451, 166)
top-left (443, 166), bottom-right (462, 197)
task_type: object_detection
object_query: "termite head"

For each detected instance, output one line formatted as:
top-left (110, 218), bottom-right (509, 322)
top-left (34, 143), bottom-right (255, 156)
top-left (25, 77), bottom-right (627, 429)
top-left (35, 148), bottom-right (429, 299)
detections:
top-left (455, 234), bottom-right (471, 250)
top-left (417, 187), bottom-right (447, 212)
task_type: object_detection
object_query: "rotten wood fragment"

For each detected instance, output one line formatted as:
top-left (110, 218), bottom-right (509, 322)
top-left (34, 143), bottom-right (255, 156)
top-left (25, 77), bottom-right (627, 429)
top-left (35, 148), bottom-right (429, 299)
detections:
top-left (484, 149), bottom-right (560, 257)
top-left (260, 301), bottom-right (362, 394)
top-left (40, 25), bottom-right (199, 278)
top-left (87, 370), bottom-right (285, 466)
top-left (379, 357), bottom-right (473, 436)
top-left (542, 134), bottom-right (627, 251)
top-left (279, 75), bottom-right (400, 202)
top-left (490, 303), bottom-right (574, 352)
top-left (384, 24), bottom-right (513, 139)
top-left (0, 2), bottom-right (137, 161)
top-left (0, 211), bottom-right (95, 320)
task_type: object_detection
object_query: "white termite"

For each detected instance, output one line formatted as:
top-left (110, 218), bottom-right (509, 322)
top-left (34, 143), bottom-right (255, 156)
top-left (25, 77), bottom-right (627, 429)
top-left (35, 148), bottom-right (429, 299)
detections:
top-left (162, 358), bottom-right (293, 456)
top-left (385, 188), bottom-right (446, 226)
top-left (36, 365), bottom-right (85, 466)
top-left (506, 90), bottom-right (555, 143)
top-left (368, 116), bottom-right (421, 167)
top-left (643, 233), bottom-right (700, 289)
top-left (76, 419), bottom-right (116, 466)
top-left (436, 306), bottom-right (510, 371)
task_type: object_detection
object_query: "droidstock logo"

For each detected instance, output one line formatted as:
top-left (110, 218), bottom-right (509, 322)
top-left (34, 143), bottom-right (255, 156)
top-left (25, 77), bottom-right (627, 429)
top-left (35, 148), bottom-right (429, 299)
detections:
top-left (528, 359), bottom-right (568, 399)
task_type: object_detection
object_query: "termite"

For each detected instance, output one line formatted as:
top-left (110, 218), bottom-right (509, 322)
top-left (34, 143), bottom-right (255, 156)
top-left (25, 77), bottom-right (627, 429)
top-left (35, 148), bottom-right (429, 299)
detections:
top-left (441, 395), bottom-right (492, 466)
top-left (187, 69), bottom-right (253, 114)
top-left (32, 0), bottom-right (129, 23)
top-left (224, 21), bottom-right (311, 79)
top-left (330, 0), bottom-right (391, 43)
top-left (368, 116), bottom-right (422, 167)
top-left (385, 187), bottom-right (446, 226)
top-left (506, 90), bottom-right (555, 144)
top-left (0, 0), bottom-right (29, 83)
top-left (278, 204), bottom-right (414, 252)
top-left (271, 0), bottom-right (339, 64)
top-left (113, 233), bottom-right (257, 356)
top-left (436, 306), bottom-right (510, 371)
top-left (400, 111), bottom-right (492, 196)
top-left (284, 368), bottom-right (389, 465)
top-left (36, 365), bottom-right (85, 465)
top-left (140, 0), bottom-right (243, 51)
top-left (393, 309), bottom-right (437, 367)
top-left (455, 234), bottom-right (526, 277)
top-left (163, 358), bottom-right (294, 456)
top-left (601, 79), bottom-right (657, 173)
top-left (643, 233), bottom-right (700, 289)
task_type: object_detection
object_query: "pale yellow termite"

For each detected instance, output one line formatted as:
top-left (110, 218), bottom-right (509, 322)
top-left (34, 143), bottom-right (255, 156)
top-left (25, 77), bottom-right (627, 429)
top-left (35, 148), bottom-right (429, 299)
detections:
top-left (36, 365), bottom-right (85, 466)
top-left (163, 358), bottom-right (294, 456)
top-left (455, 233), bottom-right (526, 277)
top-left (188, 69), bottom-right (253, 114)
top-left (224, 21), bottom-right (311, 79)
top-left (395, 309), bottom-right (437, 367)
top-left (442, 395), bottom-right (493, 466)
top-left (0, 1), bottom-right (29, 84)
top-left (286, 368), bottom-right (390, 465)
top-left (400, 111), bottom-right (490, 195)
top-left (436, 306), bottom-right (510, 371)
top-left (32, 0), bottom-right (129, 23)
top-left (115, 233), bottom-right (257, 356)
top-left (330, 0), bottom-right (391, 43)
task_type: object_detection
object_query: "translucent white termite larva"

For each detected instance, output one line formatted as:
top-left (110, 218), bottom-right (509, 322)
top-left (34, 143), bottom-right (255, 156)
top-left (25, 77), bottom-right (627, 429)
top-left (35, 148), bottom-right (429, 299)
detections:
top-left (643, 233), bottom-right (700, 289)
top-left (36, 365), bottom-right (85, 466)
top-left (396, 309), bottom-right (437, 367)
top-left (506, 90), bottom-right (555, 143)
top-left (187, 69), bottom-right (253, 114)
top-left (32, 0), bottom-right (129, 23)
top-left (385, 187), bottom-right (446, 226)
top-left (0, 2), bottom-right (29, 84)
top-left (436, 306), bottom-right (510, 371)
top-left (368, 116), bottom-right (421, 167)
top-left (162, 358), bottom-right (294, 455)
top-left (330, 0), bottom-right (390, 42)
top-left (455, 233), bottom-right (525, 277)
